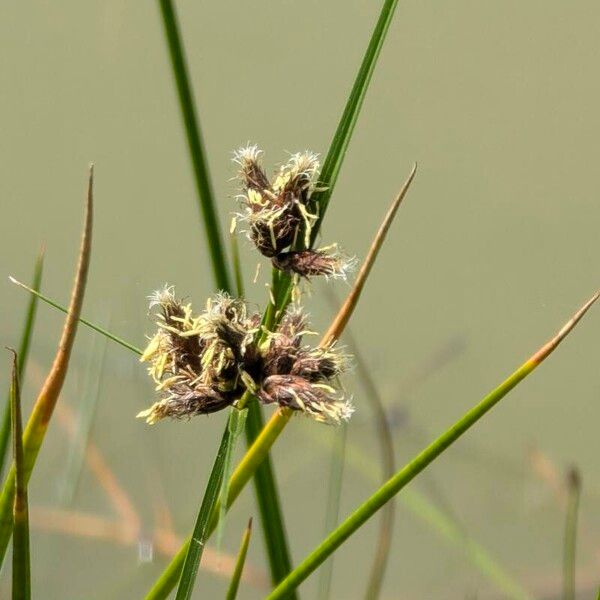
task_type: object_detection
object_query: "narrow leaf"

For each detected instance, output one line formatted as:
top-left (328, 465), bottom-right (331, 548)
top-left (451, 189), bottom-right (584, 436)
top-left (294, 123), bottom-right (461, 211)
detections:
top-left (266, 292), bottom-right (599, 599)
top-left (322, 164), bottom-right (416, 346)
top-left (0, 248), bottom-right (44, 476)
top-left (269, 0), bottom-right (406, 329)
top-left (225, 518), bottom-right (253, 600)
top-left (309, 0), bottom-right (402, 243)
top-left (8, 278), bottom-right (141, 356)
top-left (234, 0), bottom-right (404, 586)
top-left (8, 350), bottom-right (30, 600)
top-left (216, 408), bottom-right (248, 549)
top-left (175, 426), bottom-right (233, 600)
top-left (309, 421), bottom-right (531, 600)
top-left (0, 166), bottom-right (94, 566)
top-left (563, 467), bottom-right (581, 600)
top-left (158, 0), bottom-right (231, 292)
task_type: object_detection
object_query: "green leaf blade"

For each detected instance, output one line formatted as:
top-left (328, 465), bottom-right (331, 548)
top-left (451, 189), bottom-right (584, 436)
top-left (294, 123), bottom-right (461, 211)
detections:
top-left (225, 518), bottom-right (253, 600)
top-left (309, 0), bottom-right (401, 244)
top-left (0, 249), bottom-right (44, 476)
top-left (265, 293), bottom-right (598, 599)
top-left (175, 425), bottom-right (233, 600)
top-left (158, 0), bottom-right (231, 292)
top-left (9, 278), bottom-right (141, 356)
top-left (158, 0), bottom-right (296, 591)
top-left (9, 351), bottom-right (31, 600)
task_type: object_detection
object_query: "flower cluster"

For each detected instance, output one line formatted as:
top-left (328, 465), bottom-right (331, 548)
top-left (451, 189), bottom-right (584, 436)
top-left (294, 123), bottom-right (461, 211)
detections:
top-left (138, 287), bottom-right (353, 425)
top-left (234, 145), bottom-right (355, 280)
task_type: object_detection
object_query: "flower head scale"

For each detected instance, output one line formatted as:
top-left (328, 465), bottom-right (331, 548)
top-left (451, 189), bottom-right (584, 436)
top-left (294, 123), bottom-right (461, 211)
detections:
top-left (272, 247), bottom-right (357, 280)
top-left (139, 289), bottom-right (353, 426)
top-left (257, 375), bottom-right (354, 425)
top-left (260, 309), bottom-right (353, 424)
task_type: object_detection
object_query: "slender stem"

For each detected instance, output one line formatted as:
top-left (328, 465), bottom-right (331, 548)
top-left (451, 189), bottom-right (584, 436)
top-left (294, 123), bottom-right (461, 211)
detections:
top-left (144, 408), bottom-right (292, 600)
top-left (226, 518), bottom-right (253, 600)
top-left (9, 351), bottom-right (30, 600)
top-left (310, 422), bottom-right (531, 600)
top-left (9, 278), bottom-right (141, 356)
top-left (0, 249), bottom-right (44, 477)
top-left (175, 427), bottom-right (232, 600)
top-left (265, 294), bottom-right (598, 599)
top-left (563, 467), bottom-right (581, 600)
top-left (309, 0), bottom-right (401, 244)
top-left (158, 0), bottom-right (231, 292)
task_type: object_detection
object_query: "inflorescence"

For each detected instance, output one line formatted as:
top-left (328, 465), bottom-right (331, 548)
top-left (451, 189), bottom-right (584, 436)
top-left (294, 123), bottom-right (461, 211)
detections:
top-left (233, 145), bottom-right (355, 280)
top-left (138, 286), bottom-right (353, 425)
top-left (139, 145), bottom-right (358, 426)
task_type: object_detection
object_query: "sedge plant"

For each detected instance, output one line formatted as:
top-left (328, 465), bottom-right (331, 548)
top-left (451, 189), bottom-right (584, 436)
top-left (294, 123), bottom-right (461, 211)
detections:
top-left (3, 1), bottom-right (599, 598)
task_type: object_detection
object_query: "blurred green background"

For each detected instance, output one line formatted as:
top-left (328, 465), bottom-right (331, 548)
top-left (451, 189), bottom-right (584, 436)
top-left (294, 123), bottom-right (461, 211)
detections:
top-left (1, 1), bottom-right (599, 598)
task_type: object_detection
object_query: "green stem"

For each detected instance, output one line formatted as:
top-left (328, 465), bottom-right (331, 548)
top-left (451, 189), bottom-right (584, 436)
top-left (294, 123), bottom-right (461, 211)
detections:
top-left (1, 251), bottom-right (44, 477)
top-left (9, 351), bottom-right (30, 600)
top-left (144, 406), bottom-right (291, 600)
top-left (225, 518), bottom-right (253, 600)
top-left (309, 0), bottom-right (401, 244)
top-left (158, 0), bottom-right (231, 292)
top-left (175, 426), bottom-right (232, 600)
top-left (265, 361), bottom-right (556, 599)
top-left (9, 279), bottom-right (141, 355)
top-left (264, 291), bottom-right (599, 598)
top-left (314, 428), bottom-right (531, 600)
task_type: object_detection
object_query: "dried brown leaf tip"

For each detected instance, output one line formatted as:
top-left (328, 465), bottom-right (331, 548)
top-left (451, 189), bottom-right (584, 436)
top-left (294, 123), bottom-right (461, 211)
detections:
top-left (138, 287), bottom-right (353, 425)
top-left (233, 145), bottom-right (355, 280)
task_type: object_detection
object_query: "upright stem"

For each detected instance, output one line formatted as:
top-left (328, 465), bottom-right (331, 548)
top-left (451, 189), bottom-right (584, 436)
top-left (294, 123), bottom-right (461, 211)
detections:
top-left (266, 290), bottom-right (598, 599)
top-left (158, 0), bottom-right (231, 292)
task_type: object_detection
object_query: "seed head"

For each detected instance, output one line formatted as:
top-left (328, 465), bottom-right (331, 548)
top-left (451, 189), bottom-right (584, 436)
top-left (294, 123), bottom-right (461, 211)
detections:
top-left (139, 290), bottom-right (354, 426)
top-left (138, 288), bottom-right (258, 424)
top-left (234, 145), bottom-right (323, 262)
